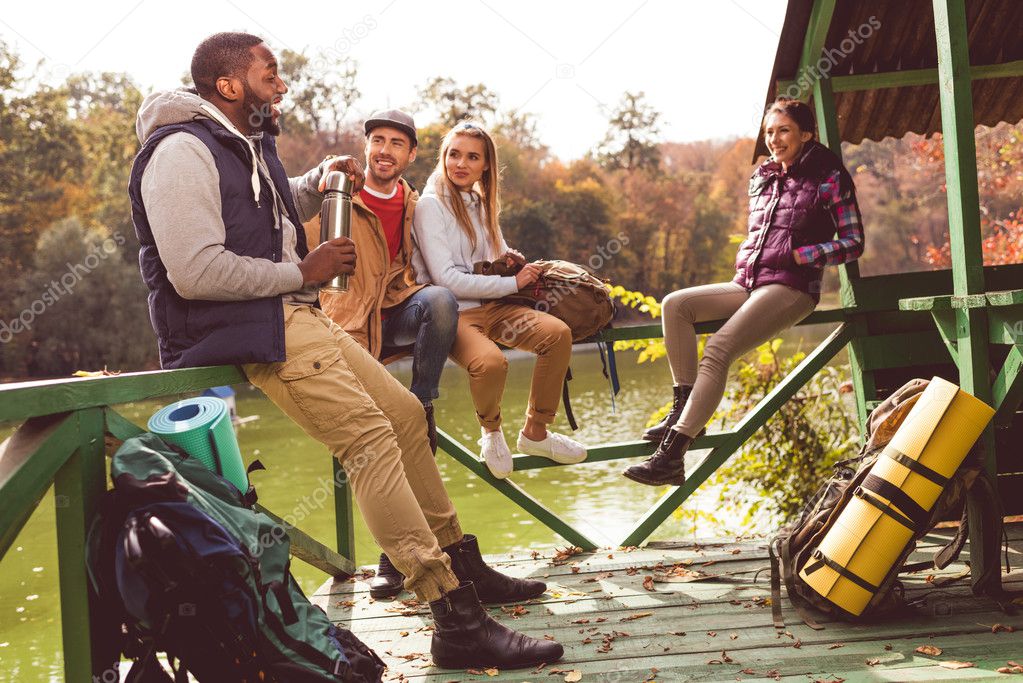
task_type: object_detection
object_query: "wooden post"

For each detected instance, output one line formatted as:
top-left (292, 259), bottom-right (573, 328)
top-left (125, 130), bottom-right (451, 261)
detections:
top-left (932, 0), bottom-right (999, 594)
top-left (333, 457), bottom-right (356, 566)
top-left (54, 408), bottom-right (106, 683)
top-left (814, 77), bottom-right (875, 432)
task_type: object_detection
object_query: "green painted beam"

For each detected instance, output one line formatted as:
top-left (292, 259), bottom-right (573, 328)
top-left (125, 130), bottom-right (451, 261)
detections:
top-left (986, 289), bottom-right (1023, 307)
top-left (992, 345), bottom-right (1023, 426)
top-left (437, 428), bottom-right (599, 550)
top-left (597, 309), bottom-right (846, 345)
top-left (858, 331), bottom-right (953, 371)
top-left (620, 324), bottom-right (853, 548)
top-left (899, 295), bottom-right (955, 311)
top-left (988, 309), bottom-right (1023, 346)
top-left (0, 413), bottom-right (79, 560)
top-left (256, 503), bottom-right (355, 578)
top-left (0, 365), bottom-right (246, 423)
top-left (778, 60), bottom-right (1023, 94)
top-left (104, 407), bottom-right (145, 441)
top-left (55, 408), bottom-right (106, 683)
top-left (511, 432), bottom-right (736, 471)
top-left (793, 0), bottom-right (838, 101)
top-left (930, 310), bottom-right (960, 368)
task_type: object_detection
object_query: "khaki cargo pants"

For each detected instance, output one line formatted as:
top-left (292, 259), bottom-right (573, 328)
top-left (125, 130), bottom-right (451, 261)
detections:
top-left (243, 304), bottom-right (461, 601)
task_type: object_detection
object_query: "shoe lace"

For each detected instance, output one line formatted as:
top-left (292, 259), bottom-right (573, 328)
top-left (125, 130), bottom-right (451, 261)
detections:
top-left (378, 553), bottom-right (397, 573)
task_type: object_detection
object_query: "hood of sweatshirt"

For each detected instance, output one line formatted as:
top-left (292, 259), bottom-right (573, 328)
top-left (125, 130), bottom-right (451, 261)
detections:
top-left (136, 89), bottom-right (262, 203)
top-left (422, 172), bottom-right (480, 207)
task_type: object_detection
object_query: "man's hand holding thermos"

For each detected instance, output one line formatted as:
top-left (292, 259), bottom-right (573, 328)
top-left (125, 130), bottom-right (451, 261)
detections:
top-left (298, 156), bottom-right (365, 287)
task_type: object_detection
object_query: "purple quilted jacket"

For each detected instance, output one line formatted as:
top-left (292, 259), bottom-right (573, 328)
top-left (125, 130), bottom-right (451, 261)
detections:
top-left (733, 141), bottom-right (853, 303)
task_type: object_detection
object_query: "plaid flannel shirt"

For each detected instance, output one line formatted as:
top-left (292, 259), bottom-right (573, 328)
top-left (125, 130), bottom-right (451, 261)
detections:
top-left (792, 170), bottom-right (865, 266)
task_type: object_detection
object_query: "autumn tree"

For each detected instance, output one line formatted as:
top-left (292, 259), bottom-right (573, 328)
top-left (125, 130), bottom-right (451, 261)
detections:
top-left (416, 76), bottom-right (498, 128)
top-left (594, 91), bottom-right (661, 173)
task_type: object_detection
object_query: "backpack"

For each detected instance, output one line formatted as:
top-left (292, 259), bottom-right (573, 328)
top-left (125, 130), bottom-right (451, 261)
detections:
top-left (769, 378), bottom-right (1003, 628)
top-left (86, 433), bottom-right (386, 683)
top-left (474, 259), bottom-right (616, 342)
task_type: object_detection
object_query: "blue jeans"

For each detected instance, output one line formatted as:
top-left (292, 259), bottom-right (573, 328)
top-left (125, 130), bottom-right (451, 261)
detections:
top-left (381, 286), bottom-right (458, 405)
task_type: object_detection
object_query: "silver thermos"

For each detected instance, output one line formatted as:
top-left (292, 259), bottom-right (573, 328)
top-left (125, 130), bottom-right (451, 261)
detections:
top-left (318, 171), bottom-right (355, 293)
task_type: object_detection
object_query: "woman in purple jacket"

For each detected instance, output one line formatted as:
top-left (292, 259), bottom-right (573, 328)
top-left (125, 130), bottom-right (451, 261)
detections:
top-left (624, 97), bottom-right (865, 487)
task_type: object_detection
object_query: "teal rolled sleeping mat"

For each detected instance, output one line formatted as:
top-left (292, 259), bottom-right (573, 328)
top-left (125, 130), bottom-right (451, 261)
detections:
top-left (148, 397), bottom-right (248, 493)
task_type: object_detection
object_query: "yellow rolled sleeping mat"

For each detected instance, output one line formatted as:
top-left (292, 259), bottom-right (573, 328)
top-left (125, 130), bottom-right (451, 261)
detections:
top-left (798, 377), bottom-right (995, 616)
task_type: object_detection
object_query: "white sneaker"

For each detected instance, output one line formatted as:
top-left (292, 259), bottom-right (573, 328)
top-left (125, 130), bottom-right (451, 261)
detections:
top-left (478, 428), bottom-right (514, 479)
top-left (516, 430), bottom-right (587, 464)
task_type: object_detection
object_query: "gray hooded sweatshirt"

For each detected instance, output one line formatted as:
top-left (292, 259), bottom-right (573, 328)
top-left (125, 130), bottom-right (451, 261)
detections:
top-left (136, 89), bottom-right (324, 304)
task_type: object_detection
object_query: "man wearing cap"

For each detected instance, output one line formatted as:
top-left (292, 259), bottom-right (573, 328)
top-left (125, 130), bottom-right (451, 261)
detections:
top-left (319, 109), bottom-right (457, 458)
top-left (317, 110), bottom-right (459, 600)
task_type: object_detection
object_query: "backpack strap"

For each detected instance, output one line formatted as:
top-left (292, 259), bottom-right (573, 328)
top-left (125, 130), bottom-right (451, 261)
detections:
top-left (882, 448), bottom-right (949, 487)
top-left (598, 341), bottom-right (620, 414)
top-left (860, 474), bottom-right (930, 529)
top-left (804, 549), bottom-right (880, 594)
top-left (561, 367), bottom-right (578, 431)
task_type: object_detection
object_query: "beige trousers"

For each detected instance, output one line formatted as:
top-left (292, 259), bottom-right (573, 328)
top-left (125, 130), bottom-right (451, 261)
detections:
top-left (450, 302), bottom-right (573, 431)
top-left (243, 304), bottom-right (461, 602)
top-left (660, 282), bottom-right (816, 436)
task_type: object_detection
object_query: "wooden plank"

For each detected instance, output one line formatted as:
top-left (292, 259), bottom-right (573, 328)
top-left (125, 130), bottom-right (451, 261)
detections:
top-left (104, 407), bottom-right (145, 441)
top-left (988, 309), bottom-right (1023, 345)
top-left (779, 60), bottom-right (1023, 94)
top-left (931, 310), bottom-right (961, 366)
top-left (255, 503), bottom-right (355, 578)
top-left (0, 365), bottom-right (245, 423)
top-left (858, 331), bottom-right (955, 371)
top-left (511, 432), bottom-right (736, 471)
top-left (54, 408), bottom-right (106, 683)
top-left (899, 295), bottom-right (955, 311)
top-left (986, 289), bottom-right (1023, 307)
top-left (437, 429), bottom-right (599, 550)
top-left (332, 458), bottom-right (356, 565)
top-left (597, 308), bottom-right (845, 344)
top-left (795, 0), bottom-right (839, 101)
top-left (619, 324), bottom-right (853, 547)
top-left (992, 345), bottom-right (1023, 425)
top-left (0, 412), bottom-right (79, 560)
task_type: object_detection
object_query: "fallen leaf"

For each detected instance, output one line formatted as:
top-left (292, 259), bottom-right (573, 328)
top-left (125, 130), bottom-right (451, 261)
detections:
top-left (938, 661), bottom-right (974, 670)
top-left (484, 668), bottom-right (499, 677)
top-left (827, 643), bottom-right (845, 650)
top-left (707, 631), bottom-right (717, 637)
top-left (642, 575), bottom-right (655, 591)
top-left (571, 566), bottom-right (580, 574)
top-left (564, 671), bottom-right (582, 682)
top-left (992, 623), bottom-right (1016, 633)
top-left (915, 645), bottom-right (942, 656)
top-left (996, 666), bottom-right (1023, 674)
top-left (884, 644), bottom-right (893, 651)
top-left (792, 638), bottom-right (802, 649)
top-left (571, 618), bottom-right (590, 624)
top-left (721, 650), bottom-right (733, 663)
top-left (669, 631), bottom-right (686, 636)
top-left (729, 633), bottom-right (738, 640)
top-left (731, 548), bottom-right (741, 554)
top-left (865, 658), bottom-right (880, 667)
top-left (620, 612), bottom-right (653, 621)
top-left (706, 659), bottom-right (723, 665)
top-left (740, 669), bottom-right (756, 675)
top-left (399, 631), bottom-right (408, 637)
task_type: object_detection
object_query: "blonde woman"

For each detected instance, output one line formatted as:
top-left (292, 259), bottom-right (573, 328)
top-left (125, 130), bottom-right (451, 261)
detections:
top-left (412, 122), bottom-right (586, 478)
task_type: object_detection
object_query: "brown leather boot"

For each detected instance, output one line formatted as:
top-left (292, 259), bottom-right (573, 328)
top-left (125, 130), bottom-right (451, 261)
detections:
top-left (642, 384), bottom-right (693, 442)
top-left (430, 582), bottom-right (563, 670)
top-left (443, 534), bottom-right (546, 604)
top-left (623, 429), bottom-right (693, 486)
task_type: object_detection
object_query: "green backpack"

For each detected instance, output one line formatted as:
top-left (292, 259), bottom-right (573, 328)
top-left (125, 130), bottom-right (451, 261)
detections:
top-left (86, 433), bottom-right (384, 682)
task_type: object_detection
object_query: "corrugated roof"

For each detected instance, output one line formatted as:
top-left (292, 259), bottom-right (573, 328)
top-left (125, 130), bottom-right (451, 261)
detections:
top-left (754, 0), bottom-right (1023, 159)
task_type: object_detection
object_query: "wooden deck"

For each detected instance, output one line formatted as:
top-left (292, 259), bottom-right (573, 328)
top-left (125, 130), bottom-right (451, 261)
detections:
top-left (312, 523), bottom-right (1023, 682)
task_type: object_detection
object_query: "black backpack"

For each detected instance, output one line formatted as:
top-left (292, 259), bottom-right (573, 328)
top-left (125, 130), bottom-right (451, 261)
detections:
top-left (86, 433), bottom-right (385, 682)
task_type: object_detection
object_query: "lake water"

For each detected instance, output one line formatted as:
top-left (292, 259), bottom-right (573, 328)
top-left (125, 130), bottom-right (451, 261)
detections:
top-left (0, 324), bottom-right (844, 680)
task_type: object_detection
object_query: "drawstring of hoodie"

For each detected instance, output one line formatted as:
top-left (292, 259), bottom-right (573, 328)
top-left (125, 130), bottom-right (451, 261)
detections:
top-left (199, 102), bottom-right (262, 206)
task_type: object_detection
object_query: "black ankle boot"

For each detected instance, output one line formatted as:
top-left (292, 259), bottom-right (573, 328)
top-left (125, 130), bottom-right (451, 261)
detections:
top-left (369, 553), bottom-right (405, 599)
top-left (430, 582), bottom-right (564, 670)
top-left (642, 384), bottom-right (693, 442)
top-left (424, 403), bottom-right (438, 455)
top-left (443, 534), bottom-right (546, 604)
top-left (623, 429), bottom-right (693, 486)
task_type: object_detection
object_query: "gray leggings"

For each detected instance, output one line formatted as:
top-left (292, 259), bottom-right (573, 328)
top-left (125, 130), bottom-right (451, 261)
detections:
top-left (660, 281), bottom-right (816, 436)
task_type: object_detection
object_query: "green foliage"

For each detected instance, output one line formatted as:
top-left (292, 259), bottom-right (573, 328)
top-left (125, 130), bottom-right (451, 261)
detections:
top-left (416, 76), bottom-right (498, 128)
top-left (17, 219), bottom-right (154, 377)
top-left (712, 340), bottom-right (859, 521)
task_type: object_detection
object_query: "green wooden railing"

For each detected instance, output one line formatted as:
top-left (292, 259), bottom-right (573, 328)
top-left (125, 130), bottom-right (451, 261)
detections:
top-left (2, 263), bottom-right (1022, 682)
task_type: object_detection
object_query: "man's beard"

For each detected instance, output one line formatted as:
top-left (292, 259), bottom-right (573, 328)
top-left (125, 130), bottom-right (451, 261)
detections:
top-left (242, 85), bottom-right (280, 136)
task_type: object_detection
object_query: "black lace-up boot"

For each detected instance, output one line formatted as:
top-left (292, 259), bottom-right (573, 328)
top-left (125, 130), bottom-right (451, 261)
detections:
top-left (443, 534), bottom-right (546, 604)
top-left (369, 553), bottom-right (405, 599)
top-left (430, 582), bottom-right (564, 670)
top-left (642, 384), bottom-right (693, 442)
top-left (623, 428), bottom-right (694, 486)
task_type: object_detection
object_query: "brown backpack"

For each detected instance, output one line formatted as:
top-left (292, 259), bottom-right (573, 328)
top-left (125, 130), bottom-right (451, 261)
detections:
top-left (473, 259), bottom-right (615, 341)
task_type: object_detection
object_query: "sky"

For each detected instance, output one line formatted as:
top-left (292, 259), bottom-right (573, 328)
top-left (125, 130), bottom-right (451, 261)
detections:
top-left (0, 0), bottom-right (789, 160)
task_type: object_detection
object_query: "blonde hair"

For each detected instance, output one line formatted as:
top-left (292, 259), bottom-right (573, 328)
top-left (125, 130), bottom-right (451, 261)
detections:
top-left (431, 121), bottom-right (503, 255)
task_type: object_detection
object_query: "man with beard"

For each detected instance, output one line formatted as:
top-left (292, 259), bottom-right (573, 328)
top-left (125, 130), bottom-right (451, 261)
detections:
top-left (128, 32), bottom-right (563, 671)
top-left (317, 110), bottom-right (459, 600)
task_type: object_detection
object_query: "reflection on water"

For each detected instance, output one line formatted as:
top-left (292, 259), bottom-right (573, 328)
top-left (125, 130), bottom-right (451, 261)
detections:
top-left (0, 326), bottom-right (843, 680)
